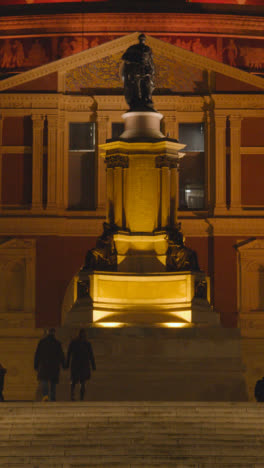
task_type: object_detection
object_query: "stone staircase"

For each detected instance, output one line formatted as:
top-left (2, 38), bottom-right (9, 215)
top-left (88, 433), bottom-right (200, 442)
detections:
top-left (1, 402), bottom-right (264, 467)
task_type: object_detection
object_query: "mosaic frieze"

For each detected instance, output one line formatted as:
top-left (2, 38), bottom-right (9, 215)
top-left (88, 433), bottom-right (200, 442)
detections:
top-left (0, 34), bottom-right (264, 75)
top-left (65, 50), bottom-right (206, 94)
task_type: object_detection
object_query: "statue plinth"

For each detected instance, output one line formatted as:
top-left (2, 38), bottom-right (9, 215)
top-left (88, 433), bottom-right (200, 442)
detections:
top-left (65, 116), bottom-right (219, 327)
top-left (64, 35), bottom-right (219, 328)
top-left (120, 111), bottom-right (164, 140)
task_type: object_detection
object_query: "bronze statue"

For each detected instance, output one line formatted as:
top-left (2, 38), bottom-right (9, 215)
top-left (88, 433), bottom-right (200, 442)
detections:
top-left (166, 224), bottom-right (200, 272)
top-left (84, 222), bottom-right (117, 271)
top-left (121, 33), bottom-right (155, 111)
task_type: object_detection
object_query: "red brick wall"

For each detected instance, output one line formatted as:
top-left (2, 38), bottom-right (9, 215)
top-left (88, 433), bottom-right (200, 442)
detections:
top-left (241, 154), bottom-right (264, 205)
top-left (35, 236), bottom-right (97, 327)
top-left (241, 117), bottom-right (264, 146)
top-left (2, 153), bottom-right (32, 205)
top-left (2, 116), bottom-right (32, 146)
top-left (187, 235), bottom-right (238, 327)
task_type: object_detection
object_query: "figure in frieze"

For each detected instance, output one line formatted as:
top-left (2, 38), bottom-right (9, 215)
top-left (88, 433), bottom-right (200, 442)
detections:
top-left (90, 37), bottom-right (100, 48)
top-left (71, 36), bottom-right (89, 54)
top-left (60, 37), bottom-right (73, 58)
top-left (26, 39), bottom-right (49, 67)
top-left (175, 38), bottom-right (192, 51)
top-left (240, 45), bottom-right (264, 70)
top-left (0, 40), bottom-right (13, 69)
top-left (223, 39), bottom-right (238, 67)
top-left (12, 40), bottom-right (25, 68)
top-left (192, 38), bottom-right (204, 56)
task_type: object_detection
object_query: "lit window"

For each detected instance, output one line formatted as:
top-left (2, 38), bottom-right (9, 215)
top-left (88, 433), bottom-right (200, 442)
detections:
top-left (178, 123), bottom-right (205, 210)
top-left (68, 122), bottom-right (96, 210)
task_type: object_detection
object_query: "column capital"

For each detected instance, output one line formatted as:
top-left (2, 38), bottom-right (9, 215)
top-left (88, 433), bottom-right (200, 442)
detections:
top-left (47, 114), bottom-right (58, 127)
top-left (229, 114), bottom-right (242, 128)
top-left (31, 114), bottom-right (45, 129)
top-left (214, 114), bottom-right (227, 128)
top-left (97, 114), bottom-right (109, 123)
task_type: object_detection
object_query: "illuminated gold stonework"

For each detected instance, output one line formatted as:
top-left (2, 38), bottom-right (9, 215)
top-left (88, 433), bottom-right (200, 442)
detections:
top-left (65, 111), bottom-right (219, 327)
top-left (80, 270), bottom-right (215, 325)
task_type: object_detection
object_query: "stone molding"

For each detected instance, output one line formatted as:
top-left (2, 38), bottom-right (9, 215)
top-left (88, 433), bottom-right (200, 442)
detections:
top-left (241, 147), bottom-right (264, 154)
top-left (213, 95), bottom-right (264, 110)
top-left (0, 216), bottom-right (264, 238)
top-left (0, 13), bottom-right (263, 35)
top-left (1, 33), bottom-right (264, 93)
top-left (0, 238), bottom-right (36, 319)
top-left (237, 239), bottom-right (264, 321)
top-left (105, 155), bottom-right (129, 169)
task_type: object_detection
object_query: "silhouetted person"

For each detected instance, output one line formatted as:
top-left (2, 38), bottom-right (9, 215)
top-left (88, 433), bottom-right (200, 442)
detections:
top-left (255, 376), bottom-right (264, 402)
top-left (0, 363), bottom-right (7, 402)
top-left (66, 329), bottom-right (96, 401)
top-left (34, 328), bottom-right (65, 402)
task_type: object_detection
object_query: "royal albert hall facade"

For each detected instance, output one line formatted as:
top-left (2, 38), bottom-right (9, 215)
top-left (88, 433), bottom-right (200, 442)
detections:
top-left (0, 0), bottom-right (264, 399)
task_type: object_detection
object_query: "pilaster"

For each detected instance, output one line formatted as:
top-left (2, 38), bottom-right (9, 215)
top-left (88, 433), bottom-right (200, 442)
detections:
top-left (0, 114), bottom-right (3, 210)
top-left (229, 115), bottom-right (243, 214)
top-left (114, 166), bottom-right (123, 228)
top-left (32, 115), bottom-right (45, 212)
top-left (161, 166), bottom-right (170, 228)
top-left (106, 167), bottom-right (114, 225)
top-left (170, 163), bottom-right (179, 226)
top-left (47, 115), bottom-right (58, 212)
top-left (57, 113), bottom-right (65, 211)
top-left (214, 114), bottom-right (227, 215)
top-left (97, 115), bottom-right (108, 209)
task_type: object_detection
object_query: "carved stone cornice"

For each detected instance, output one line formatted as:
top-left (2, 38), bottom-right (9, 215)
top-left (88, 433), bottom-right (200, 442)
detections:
top-left (156, 155), bottom-right (179, 169)
top-left (213, 94), bottom-right (264, 110)
top-left (60, 95), bottom-right (94, 112)
top-left (0, 13), bottom-right (263, 36)
top-left (105, 155), bottom-right (129, 169)
top-left (0, 93), bottom-right (58, 111)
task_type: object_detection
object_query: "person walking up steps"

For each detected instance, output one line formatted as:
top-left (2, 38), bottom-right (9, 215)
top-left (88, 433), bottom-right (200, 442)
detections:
top-left (0, 363), bottom-right (7, 401)
top-left (66, 329), bottom-right (96, 401)
top-left (34, 328), bottom-right (65, 402)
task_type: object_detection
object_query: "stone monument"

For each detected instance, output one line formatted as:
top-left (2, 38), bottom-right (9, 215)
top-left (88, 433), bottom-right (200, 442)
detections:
top-left (66, 34), bottom-right (218, 328)
top-left (62, 34), bottom-right (247, 402)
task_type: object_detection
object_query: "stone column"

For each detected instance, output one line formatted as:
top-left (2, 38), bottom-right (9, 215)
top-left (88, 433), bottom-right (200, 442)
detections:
top-left (170, 162), bottom-right (179, 226)
top-left (114, 166), bottom-right (123, 228)
top-left (205, 111), bottom-right (212, 211)
top-left (229, 115), bottom-right (242, 213)
top-left (214, 114), bottom-right (227, 215)
top-left (106, 166), bottom-right (114, 224)
top-left (97, 115), bottom-right (108, 209)
top-left (161, 165), bottom-right (170, 228)
top-left (47, 115), bottom-right (58, 212)
top-left (56, 113), bottom-right (65, 211)
top-left (0, 115), bottom-right (3, 210)
top-left (32, 114), bottom-right (45, 212)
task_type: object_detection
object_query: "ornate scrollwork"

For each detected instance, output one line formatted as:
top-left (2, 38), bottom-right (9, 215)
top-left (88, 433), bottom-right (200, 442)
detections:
top-left (156, 155), bottom-right (179, 169)
top-left (105, 155), bottom-right (129, 169)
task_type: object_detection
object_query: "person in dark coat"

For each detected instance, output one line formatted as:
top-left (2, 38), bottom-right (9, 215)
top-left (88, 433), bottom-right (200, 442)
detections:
top-left (66, 329), bottom-right (96, 401)
top-left (34, 328), bottom-right (65, 402)
top-left (0, 363), bottom-right (7, 402)
top-left (255, 377), bottom-right (264, 402)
